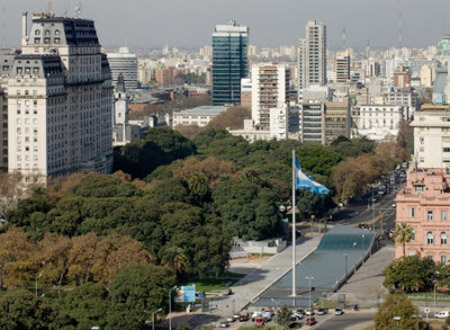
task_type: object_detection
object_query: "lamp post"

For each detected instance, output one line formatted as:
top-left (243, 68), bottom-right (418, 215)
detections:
top-left (393, 316), bottom-right (401, 328)
top-left (271, 298), bottom-right (279, 330)
top-left (306, 276), bottom-right (314, 309)
top-left (33, 273), bottom-right (42, 297)
top-left (344, 253), bottom-right (348, 274)
top-left (169, 285), bottom-right (177, 330)
top-left (148, 308), bottom-right (163, 330)
top-left (361, 234), bottom-right (365, 264)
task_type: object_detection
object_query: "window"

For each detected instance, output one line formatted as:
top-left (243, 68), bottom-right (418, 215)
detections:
top-left (427, 211), bottom-right (434, 221)
top-left (441, 232), bottom-right (447, 245)
top-left (411, 229), bottom-right (415, 242)
top-left (427, 232), bottom-right (434, 245)
top-left (442, 211), bottom-right (447, 221)
top-left (408, 208), bottom-right (415, 218)
top-left (415, 186), bottom-right (424, 194)
top-left (420, 137), bottom-right (424, 145)
top-left (441, 256), bottom-right (447, 264)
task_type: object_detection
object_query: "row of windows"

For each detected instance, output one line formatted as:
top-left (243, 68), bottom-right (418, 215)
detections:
top-left (426, 232), bottom-right (447, 245)
top-left (408, 208), bottom-right (448, 221)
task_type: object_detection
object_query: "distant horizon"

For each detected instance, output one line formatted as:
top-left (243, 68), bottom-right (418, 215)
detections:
top-left (2, 0), bottom-right (450, 50)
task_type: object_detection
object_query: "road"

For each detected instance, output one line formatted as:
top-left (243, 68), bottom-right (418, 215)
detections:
top-left (331, 183), bottom-right (403, 231)
top-left (314, 312), bottom-right (376, 330)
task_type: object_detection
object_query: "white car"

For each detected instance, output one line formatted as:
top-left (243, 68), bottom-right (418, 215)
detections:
top-left (335, 308), bottom-right (344, 315)
top-left (251, 311), bottom-right (271, 322)
top-left (291, 311), bottom-right (305, 320)
top-left (305, 309), bottom-right (314, 315)
top-left (435, 311), bottom-right (449, 319)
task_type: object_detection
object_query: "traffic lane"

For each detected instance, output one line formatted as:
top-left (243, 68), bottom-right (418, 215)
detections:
top-left (314, 312), bottom-right (375, 330)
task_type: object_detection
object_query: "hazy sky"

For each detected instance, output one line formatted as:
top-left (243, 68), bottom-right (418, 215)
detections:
top-left (2, 0), bottom-right (450, 50)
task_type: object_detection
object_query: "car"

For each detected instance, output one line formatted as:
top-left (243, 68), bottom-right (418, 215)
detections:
top-left (233, 313), bottom-right (240, 320)
top-left (296, 308), bottom-right (306, 314)
top-left (317, 308), bottom-right (328, 315)
top-left (255, 317), bottom-right (265, 326)
top-left (435, 311), bottom-right (449, 319)
top-left (226, 316), bottom-right (234, 322)
top-left (252, 311), bottom-right (271, 322)
top-left (219, 321), bottom-right (229, 328)
top-left (239, 314), bottom-right (249, 322)
top-left (305, 309), bottom-right (314, 315)
top-left (290, 312), bottom-right (304, 320)
top-left (335, 308), bottom-right (344, 315)
top-left (306, 316), bottom-right (317, 325)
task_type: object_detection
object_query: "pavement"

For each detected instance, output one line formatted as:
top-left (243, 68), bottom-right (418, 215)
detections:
top-left (313, 311), bottom-right (376, 330)
top-left (209, 236), bottom-right (322, 315)
top-left (332, 243), bottom-right (395, 307)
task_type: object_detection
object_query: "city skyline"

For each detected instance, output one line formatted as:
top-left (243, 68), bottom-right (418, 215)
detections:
top-left (2, 0), bottom-right (450, 50)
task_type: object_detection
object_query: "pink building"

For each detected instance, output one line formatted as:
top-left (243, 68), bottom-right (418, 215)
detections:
top-left (395, 169), bottom-right (450, 264)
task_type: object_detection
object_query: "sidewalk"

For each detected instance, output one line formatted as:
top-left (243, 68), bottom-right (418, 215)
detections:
top-left (211, 236), bottom-right (322, 315)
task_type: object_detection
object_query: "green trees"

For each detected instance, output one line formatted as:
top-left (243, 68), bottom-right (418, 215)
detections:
top-left (213, 178), bottom-right (280, 240)
top-left (383, 256), bottom-right (436, 292)
top-left (161, 246), bottom-right (189, 279)
top-left (276, 304), bottom-right (292, 328)
top-left (393, 223), bottom-right (414, 257)
top-left (374, 294), bottom-right (426, 330)
top-left (114, 127), bottom-right (196, 179)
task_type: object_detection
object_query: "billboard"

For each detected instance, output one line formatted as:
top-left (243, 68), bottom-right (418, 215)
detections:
top-left (174, 285), bottom-right (196, 303)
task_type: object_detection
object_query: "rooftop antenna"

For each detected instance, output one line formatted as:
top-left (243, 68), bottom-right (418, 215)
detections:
top-left (342, 28), bottom-right (347, 50)
top-left (398, 0), bottom-right (403, 48)
top-left (75, 1), bottom-right (82, 18)
top-left (47, 0), bottom-right (53, 15)
top-left (1, 6), bottom-right (6, 49)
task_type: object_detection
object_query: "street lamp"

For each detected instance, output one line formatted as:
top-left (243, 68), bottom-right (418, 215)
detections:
top-left (344, 253), bottom-right (348, 274)
top-left (147, 308), bottom-right (163, 330)
top-left (305, 276), bottom-right (314, 309)
top-left (361, 234), bottom-right (365, 264)
top-left (393, 316), bottom-right (401, 327)
top-left (32, 273), bottom-right (43, 298)
top-left (271, 298), bottom-right (279, 330)
top-left (168, 285), bottom-right (177, 330)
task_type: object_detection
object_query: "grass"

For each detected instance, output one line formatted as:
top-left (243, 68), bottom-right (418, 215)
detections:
top-left (180, 277), bottom-right (240, 292)
top-left (222, 271), bottom-right (246, 279)
top-left (362, 325), bottom-right (374, 330)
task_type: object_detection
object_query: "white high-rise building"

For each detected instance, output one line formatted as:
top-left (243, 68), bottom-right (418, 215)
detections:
top-left (412, 104), bottom-right (450, 169)
top-left (251, 63), bottom-right (290, 131)
top-left (6, 12), bottom-right (113, 180)
top-left (298, 20), bottom-right (327, 100)
top-left (107, 47), bottom-right (138, 90)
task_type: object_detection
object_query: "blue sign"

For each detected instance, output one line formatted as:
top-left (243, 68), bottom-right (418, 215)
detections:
top-left (182, 285), bottom-right (196, 302)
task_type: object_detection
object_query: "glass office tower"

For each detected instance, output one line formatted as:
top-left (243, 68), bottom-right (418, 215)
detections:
top-left (212, 21), bottom-right (249, 106)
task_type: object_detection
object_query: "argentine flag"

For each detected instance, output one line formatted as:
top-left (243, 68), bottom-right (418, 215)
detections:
top-left (295, 156), bottom-right (330, 195)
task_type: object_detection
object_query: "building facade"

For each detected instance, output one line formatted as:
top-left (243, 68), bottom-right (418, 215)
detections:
top-left (395, 169), bottom-right (450, 264)
top-left (298, 20), bottom-right (327, 100)
top-left (0, 51), bottom-right (15, 172)
top-left (251, 63), bottom-right (290, 130)
top-left (212, 20), bottom-right (248, 106)
top-left (335, 51), bottom-right (350, 83)
top-left (172, 105), bottom-right (226, 128)
top-left (412, 104), bottom-right (450, 169)
top-left (6, 12), bottom-right (113, 180)
top-left (107, 47), bottom-right (138, 90)
top-left (324, 99), bottom-right (351, 145)
top-left (358, 105), bottom-right (405, 141)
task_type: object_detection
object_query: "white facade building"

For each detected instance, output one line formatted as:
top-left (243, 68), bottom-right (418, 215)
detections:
top-left (358, 105), bottom-right (405, 141)
top-left (172, 106), bottom-right (226, 128)
top-left (7, 12), bottom-right (113, 180)
top-left (269, 104), bottom-right (289, 140)
top-left (412, 105), bottom-right (450, 169)
top-left (251, 63), bottom-right (290, 130)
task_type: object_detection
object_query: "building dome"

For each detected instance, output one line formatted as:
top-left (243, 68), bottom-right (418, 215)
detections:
top-left (437, 35), bottom-right (450, 56)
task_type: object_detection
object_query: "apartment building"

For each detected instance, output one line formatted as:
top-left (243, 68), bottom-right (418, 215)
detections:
top-left (6, 12), bottom-right (113, 180)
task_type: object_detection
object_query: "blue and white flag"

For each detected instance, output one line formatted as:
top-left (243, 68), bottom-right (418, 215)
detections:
top-left (295, 156), bottom-right (330, 195)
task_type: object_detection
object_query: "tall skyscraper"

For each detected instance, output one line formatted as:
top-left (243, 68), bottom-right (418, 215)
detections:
top-left (212, 20), bottom-right (249, 106)
top-left (6, 12), bottom-right (113, 180)
top-left (251, 63), bottom-right (290, 130)
top-left (107, 47), bottom-right (138, 90)
top-left (298, 20), bottom-right (327, 99)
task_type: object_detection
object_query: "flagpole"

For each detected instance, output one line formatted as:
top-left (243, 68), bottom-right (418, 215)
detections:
top-left (291, 149), bottom-right (297, 297)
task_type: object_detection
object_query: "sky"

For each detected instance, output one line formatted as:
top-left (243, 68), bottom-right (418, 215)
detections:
top-left (1, 0), bottom-right (450, 50)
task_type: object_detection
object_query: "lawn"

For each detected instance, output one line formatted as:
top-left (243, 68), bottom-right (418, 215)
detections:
top-left (181, 277), bottom-right (241, 292)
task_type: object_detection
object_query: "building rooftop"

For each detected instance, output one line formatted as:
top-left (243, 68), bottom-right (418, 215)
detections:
top-left (174, 105), bottom-right (227, 116)
top-left (418, 104), bottom-right (450, 112)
